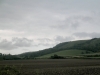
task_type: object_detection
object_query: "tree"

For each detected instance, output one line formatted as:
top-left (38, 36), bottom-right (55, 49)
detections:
top-left (50, 54), bottom-right (65, 59)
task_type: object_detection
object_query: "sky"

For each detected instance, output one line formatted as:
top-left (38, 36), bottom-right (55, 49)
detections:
top-left (0, 0), bottom-right (100, 54)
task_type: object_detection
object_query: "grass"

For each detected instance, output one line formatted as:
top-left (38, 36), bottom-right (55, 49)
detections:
top-left (38, 49), bottom-right (92, 58)
top-left (84, 52), bottom-right (100, 55)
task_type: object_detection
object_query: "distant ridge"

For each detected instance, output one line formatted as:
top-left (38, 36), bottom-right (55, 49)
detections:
top-left (19, 38), bottom-right (100, 58)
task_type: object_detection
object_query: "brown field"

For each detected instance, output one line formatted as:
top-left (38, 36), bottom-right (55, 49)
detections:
top-left (0, 59), bottom-right (100, 75)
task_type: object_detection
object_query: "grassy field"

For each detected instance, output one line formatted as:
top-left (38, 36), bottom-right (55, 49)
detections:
top-left (0, 59), bottom-right (100, 75)
top-left (38, 49), bottom-right (92, 58)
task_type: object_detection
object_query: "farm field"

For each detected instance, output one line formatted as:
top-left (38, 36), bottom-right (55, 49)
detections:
top-left (0, 59), bottom-right (100, 75)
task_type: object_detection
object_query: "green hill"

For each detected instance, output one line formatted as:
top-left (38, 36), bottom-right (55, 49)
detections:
top-left (19, 38), bottom-right (100, 58)
top-left (38, 49), bottom-right (93, 58)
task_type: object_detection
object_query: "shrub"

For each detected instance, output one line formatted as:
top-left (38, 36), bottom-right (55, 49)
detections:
top-left (50, 54), bottom-right (65, 59)
top-left (0, 65), bottom-right (21, 75)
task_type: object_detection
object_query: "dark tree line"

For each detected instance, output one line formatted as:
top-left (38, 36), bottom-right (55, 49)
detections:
top-left (0, 53), bottom-right (20, 60)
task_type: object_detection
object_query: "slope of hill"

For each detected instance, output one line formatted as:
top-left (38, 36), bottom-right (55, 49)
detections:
top-left (53, 38), bottom-right (100, 52)
top-left (38, 49), bottom-right (93, 58)
top-left (19, 38), bottom-right (100, 58)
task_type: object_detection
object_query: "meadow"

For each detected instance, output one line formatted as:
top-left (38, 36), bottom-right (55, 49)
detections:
top-left (0, 59), bottom-right (100, 75)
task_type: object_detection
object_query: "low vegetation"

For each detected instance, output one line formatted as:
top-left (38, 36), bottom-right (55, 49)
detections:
top-left (0, 65), bottom-right (21, 75)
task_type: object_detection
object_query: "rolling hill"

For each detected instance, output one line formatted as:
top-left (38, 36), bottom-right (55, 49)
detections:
top-left (19, 38), bottom-right (100, 58)
top-left (38, 49), bottom-right (93, 58)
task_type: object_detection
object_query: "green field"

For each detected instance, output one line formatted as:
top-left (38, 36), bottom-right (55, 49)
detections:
top-left (84, 52), bottom-right (100, 55)
top-left (0, 59), bottom-right (100, 75)
top-left (38, 49), bottom-right (92, 58)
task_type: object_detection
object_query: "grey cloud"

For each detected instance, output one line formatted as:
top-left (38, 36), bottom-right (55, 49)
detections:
top-left (37, 43), bottom-right (54, 47)
top-left (0, 37), bottom-right (33, 50)
top-left (37, 38), bottom-right (52, 42)
top-left (0, 0), bottom-right (59, 32)
top-left (51, 15), bottom-right (93, 31)
top-left (55, 36), bottom-right (73, 43)
top-left (0, 0), bottom-right (98, 33)
top-left (74, 32), bottom-right (100, 38)
top-left (12, 37), bottom-right (33, 47)
top-left (35, 38), bottom-right (54, 47)
top-left (0, 39), bottom-right (16, 50)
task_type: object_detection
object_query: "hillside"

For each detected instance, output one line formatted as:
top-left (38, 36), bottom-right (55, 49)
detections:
top-left (38, 49), bottom-right (93, 58)
top-left (19, 38), bottom-right (100, 58)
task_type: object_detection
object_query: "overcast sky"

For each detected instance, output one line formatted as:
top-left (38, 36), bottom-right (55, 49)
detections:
top-left (0, 0), bottom-right (100, 54)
